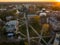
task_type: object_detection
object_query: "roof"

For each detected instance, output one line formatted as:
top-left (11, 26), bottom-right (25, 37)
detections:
top-left (6, 20), bottom-right (18, 25)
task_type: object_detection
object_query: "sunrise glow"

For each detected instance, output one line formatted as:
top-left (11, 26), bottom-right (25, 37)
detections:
top-left (0, 0), bottom-right (57, 2)
top-left (56, 0), bottom-right (60, 2)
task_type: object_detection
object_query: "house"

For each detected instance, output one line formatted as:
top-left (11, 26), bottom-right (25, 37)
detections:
top-left (5, 20), bottom-right (19, 32)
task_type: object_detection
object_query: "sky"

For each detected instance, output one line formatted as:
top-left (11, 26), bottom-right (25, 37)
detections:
top-left (0, 0), bottom-right (57, 2)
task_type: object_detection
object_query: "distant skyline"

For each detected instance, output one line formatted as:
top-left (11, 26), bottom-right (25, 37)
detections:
top-left (0, 0), bottom-right (57, 2)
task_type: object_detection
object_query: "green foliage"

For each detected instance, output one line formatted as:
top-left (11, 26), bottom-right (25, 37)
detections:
top-left (0, 10), bottom-right (17, 21)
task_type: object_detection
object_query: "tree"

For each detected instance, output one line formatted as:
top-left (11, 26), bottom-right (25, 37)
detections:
top-left (51, 6), bottom-right (60, 11)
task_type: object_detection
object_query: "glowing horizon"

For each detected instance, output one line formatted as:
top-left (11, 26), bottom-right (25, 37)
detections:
top-left (0, 0), bottom-right (58, 2)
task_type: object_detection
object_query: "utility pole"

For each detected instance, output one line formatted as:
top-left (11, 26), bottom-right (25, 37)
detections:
top-left (22, 5), bottom-right (30, 45)
top-left (53, 33), bottom-right (60, 45)
top-left (24, 13), bottom-right (30, 45)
